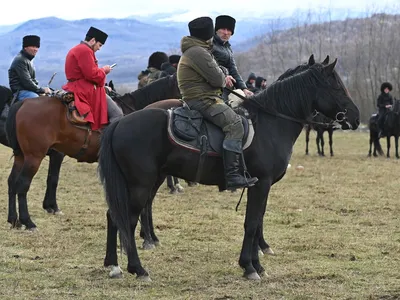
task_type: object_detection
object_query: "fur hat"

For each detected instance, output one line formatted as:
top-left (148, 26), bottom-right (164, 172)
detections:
top-left (169, 54), bottom-right (181, 65)
top-left (215, 15), bottom-right (236, 35)
top-left (23, 35), bottom-right (40, 48)
top-left (148, 51), bottom-right (169, 70)
top-left (86, 26), bottom-right (108, 44)
top-left (380, 82), bottom-right (393, 93)
top-left (188, 17), bottom-right (214, 41)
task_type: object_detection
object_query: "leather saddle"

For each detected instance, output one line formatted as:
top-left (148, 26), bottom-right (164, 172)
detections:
top-left (53, 90), bottom-right (89, 126)
top-left (167, 105), bottom-right (254, 157)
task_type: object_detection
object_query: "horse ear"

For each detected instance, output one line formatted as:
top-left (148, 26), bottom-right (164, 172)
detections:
top-left (109, 80), bottom-right (114, 90)
top-left (308, 54), bottom-right (315, 65)
top-left (322, 55), bottom-right (330, 65)
top-left (324, 58), bottom-right (337, 74)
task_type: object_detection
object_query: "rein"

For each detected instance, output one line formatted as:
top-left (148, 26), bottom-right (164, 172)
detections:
top-left (226, 88), bottom-right (343, 128)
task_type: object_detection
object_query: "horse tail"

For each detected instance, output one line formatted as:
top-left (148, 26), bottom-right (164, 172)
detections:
top-left (98, 121), bottom-right (133, 253)
top-left (5, 101), bottom-right (24, 153)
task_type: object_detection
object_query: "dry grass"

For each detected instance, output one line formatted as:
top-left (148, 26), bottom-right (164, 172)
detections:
top-left (0, 130), bottom-right (399, 300)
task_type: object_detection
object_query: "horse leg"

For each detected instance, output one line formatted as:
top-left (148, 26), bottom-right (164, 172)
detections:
top-left (140, 204), bottom-right (156, 250)
top-left (305, 127), bottom-right (310, 155)
top-left (387, 136), bottom-right (391, 158)
top-left (140, 174), bottom-right (165, 249)
top-left (174, 177), bottom-right (184, 193)
top-left (316, 133), bottom-right (322, 156)
top-left (319, 131), bottom-right (325, 156)
top-left (166, 175), bottom-right (176, 194)
top-left (104, 209), bottom-right (123, 278)
top-left (43, 150), bottom-right (65, 214)
top-left (328, 129), bottom-right (334, 156)
top-left (368, 132), bottom-right (373, 157)
top-left (395, 136), bottom-right (399, 159)
top-left (239, 180), bottom-right (271, 280)
top-left (258, 218), bottom-right (274, 255)
top-left (16, 155), bottom-right (45, 230)
top-left (7, 155), bottom-right (24, 228)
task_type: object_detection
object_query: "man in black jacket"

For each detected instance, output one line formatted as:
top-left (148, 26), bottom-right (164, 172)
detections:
top-left (377, 82), bottom-right (394, 137)
top-left (8, 35), bottom-right (50, 101)
top-left (212, 15), bottom-right (253, 102)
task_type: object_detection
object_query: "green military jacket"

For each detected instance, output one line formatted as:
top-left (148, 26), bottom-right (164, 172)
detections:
top-left (177, 36), bottom-right (226, 103)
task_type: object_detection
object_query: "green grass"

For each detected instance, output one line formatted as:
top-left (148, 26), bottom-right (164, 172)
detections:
top-left (0, 130), bottom-right (399, 299)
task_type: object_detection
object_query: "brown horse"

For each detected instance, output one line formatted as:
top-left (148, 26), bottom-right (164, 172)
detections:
top-left (6, 82), bottom-right (181, 230)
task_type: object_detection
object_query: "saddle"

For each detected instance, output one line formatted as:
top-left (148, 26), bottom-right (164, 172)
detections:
top-left (167, 105), bottom-right (254, 157)
top-left (53, 90), bottom-right (89, 126)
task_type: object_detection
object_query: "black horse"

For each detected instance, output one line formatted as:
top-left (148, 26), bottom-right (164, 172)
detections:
top-left (368, 99), bottom-right (400, 158)
top-left (98, 59), bottom-right (360, 281)
top-left (0, 85), bottom-right (65, 217)
top-left (305, 111), bottom-right (337, 156)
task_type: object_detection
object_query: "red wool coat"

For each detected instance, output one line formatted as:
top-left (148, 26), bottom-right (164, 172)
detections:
top-left (62, 42), bottom-right (108, 130)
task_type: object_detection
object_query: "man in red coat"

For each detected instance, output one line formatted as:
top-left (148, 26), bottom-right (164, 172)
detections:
top-left (62, 26), bottom-right (122, 130)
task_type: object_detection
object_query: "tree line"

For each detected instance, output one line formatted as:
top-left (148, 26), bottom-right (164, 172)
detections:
top-left (235, 10), bottom-right (400, 122)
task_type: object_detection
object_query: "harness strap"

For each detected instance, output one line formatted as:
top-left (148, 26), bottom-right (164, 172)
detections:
top-left (194, 135), bottom-right (208, 183)
top-left (75, 128), bottom-right (92, 159)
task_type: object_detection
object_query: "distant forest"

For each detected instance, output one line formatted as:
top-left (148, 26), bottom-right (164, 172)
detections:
top-left (235, 12), bottom-right (400, 122)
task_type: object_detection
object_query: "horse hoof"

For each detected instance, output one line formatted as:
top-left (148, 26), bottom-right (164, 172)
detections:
top-left (262, 247), bottom-right (275, 255)
top-left (46, 208), bottom-right (55, 214)
top-left (169, 189), bottom-right (177, 194)
top-left (154, 241), bottom-right (160, 247)
top-left (142, 242), bottom-right (156, 250)
top-left (27, 227), bottom-right (38, 233)
top-left (244, 272), bottom-right (261, 280)
top-left (109, 265), bottom-right (123, 278)
top-left (137, 275), bottom-right (152, 282)
top-left (258, 249), bottom-right (264, 256)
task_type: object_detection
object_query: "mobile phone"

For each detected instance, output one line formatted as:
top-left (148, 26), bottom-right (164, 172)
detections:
top-left (110, 63), bottom-right (117, 69)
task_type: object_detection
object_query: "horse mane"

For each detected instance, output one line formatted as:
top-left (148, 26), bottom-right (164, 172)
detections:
top-left (114, 73), bottom-right (180, 112)
top-left (244, 64), bottom-right (322, 119)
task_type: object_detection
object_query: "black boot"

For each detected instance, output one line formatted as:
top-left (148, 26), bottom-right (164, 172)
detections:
top-left (222, 140), bottom-right (258, 189)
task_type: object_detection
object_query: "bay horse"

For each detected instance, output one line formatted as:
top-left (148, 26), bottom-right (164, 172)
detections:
top-left (368, 99), bottom-right (400, 158)
top-left (4, 75), bottom-right (181, 231)
top-left (98, 59), bottom-right (360, 281)
top-left (305, 111), bottom-right (337, 156)
top-left (0, 86), bottom-right (65, 217)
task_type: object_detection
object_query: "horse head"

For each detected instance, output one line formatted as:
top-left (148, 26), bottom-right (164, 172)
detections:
top-left (311, 59), bottom-right (360, 130)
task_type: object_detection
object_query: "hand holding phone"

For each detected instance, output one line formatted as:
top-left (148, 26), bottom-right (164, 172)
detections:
top-left (110, 63), bottom-right (117, 69)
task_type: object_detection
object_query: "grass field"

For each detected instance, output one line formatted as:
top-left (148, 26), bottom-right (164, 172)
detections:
top-left (0, 130), bottom-right (399, 300)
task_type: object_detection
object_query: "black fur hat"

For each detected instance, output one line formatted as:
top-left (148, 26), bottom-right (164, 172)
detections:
top-left (215, 15), bottom-right (236, 35)
top-left (23, 35), bottom-right (40, 48)
top-left (148, 51), bottom-right (169, 70)
top-left (169, 54), bottom-right (181, 65)
top-left (188, 17), bottom-right (214, 41)
top-left (381, 82), bottom-right (393, 93)
top-left (86, 26), bottom-right (108, 44)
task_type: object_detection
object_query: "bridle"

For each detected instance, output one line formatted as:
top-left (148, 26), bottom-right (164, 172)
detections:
top-left (227, 88), bottom-right (348, 129)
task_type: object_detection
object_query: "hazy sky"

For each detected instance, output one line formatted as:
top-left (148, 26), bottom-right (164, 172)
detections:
top-left (1, 0), bottom-right (398, 25)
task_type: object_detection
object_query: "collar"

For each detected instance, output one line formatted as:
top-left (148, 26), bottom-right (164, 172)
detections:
top-left (20, 49), bottom-right (35, 61)
top-left (213, 34), bottom-right (231, 47)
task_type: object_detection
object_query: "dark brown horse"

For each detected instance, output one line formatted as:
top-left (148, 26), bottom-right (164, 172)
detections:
top-left (5, 75), bottom-right (181, 230)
